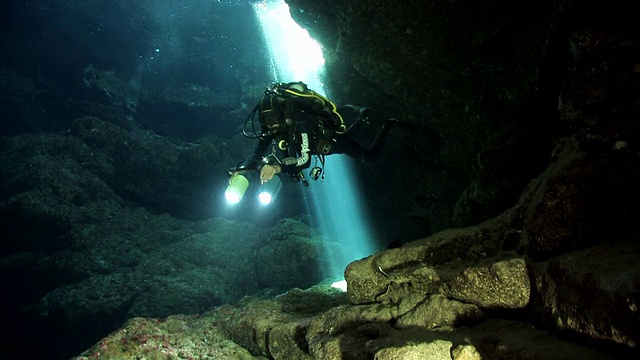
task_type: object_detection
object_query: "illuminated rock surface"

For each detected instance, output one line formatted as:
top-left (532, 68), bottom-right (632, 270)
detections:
top-left (72, 285), bottom-right (621, 360)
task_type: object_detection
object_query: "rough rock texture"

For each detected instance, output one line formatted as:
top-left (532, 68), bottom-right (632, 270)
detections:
top-left (0, 128), bottom-right (341, 356)
top-left (442, 258), bottom-right (530, 309)
top-left (72, 286), bottom-right (622, 360)
top-left (343, 110), bottom-right (640, 347)
top-left (531, 241), bottom-right (640, 347)
top-left (288, 0), bottom-right (640, 242)
top-left (288, 0), bottom-right (563, 234)
top-left (395, 294), bottom-right (485, 329)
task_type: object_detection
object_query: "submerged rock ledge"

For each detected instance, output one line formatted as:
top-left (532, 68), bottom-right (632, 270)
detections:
top-left (72, 268), bottom-right (632, 360)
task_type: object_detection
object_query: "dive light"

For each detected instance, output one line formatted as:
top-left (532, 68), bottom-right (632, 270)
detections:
top-left (225, 174), bottom-right (249, 205)
top-left (257, 175), bottom-right (283, 205)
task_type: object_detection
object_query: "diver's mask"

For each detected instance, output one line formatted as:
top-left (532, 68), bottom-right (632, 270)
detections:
top-left (259, 95), bottom-right (287, 135)
top-left (263, 121), bottom-right (285, 136)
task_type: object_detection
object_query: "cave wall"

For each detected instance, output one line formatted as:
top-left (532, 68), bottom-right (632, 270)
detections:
top-left (284, 0), bottom-right (638, 242)
top-left (281, 0), bottom-right (640, 350)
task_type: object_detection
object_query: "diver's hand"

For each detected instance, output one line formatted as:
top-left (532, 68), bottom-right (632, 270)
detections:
top-left (228, 171), bottom-right (243, 183)
top-left (260, 164), bottom-right (281, 183)
top-left (228, 165), bottom-right (249, 181)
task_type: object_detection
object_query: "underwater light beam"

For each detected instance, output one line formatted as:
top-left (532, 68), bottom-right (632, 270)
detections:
top-left (253, 0), bottom-right (377, 280)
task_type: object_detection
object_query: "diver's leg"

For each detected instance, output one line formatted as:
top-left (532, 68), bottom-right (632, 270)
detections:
top-left (361, 118), bottom-right (396, 161)
top-left (334, 118), bottom-right (396, 162)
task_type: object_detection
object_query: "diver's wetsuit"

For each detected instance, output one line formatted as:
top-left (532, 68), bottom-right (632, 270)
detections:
top-left (240, 84), bottom-right (394, 176)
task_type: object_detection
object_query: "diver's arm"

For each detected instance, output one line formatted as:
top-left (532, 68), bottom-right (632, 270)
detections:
top-left (233, 136), bottom-right (270, 173)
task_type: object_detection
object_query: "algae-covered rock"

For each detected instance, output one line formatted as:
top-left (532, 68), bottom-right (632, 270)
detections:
top-left (396, 295), bottom-right (486, 329)
top-left (442, 258), bottom-right (530, 309)
top-left (531, 241), bottom-right (640, 347)
top-left (375, 340), bottom-right (453, 360)
top-left (218, 285), bottom-right (348, 358)
top-left (256, 218), bottom-right (347, 290)
top-left (73, 315), bottom-right (266, 360)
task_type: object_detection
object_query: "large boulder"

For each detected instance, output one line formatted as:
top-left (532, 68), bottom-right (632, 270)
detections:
top-left (73, 285), bottom-right (622, 360)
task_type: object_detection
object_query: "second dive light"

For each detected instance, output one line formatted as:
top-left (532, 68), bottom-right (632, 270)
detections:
top-left (257, 175), bottom-right (283, 205)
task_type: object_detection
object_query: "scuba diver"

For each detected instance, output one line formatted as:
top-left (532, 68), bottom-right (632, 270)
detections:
top-left (227, 81), bottom-right (398, 202)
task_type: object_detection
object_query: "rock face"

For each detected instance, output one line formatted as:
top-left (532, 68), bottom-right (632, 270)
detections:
top-left (531, 241), bottom-right (640, 347)
top-left (72, 286), bottom-right (624, 360)
top-left (283, 0), bottom-right (640, 352)
top-left (288, 0), bottom-right (640, 243)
